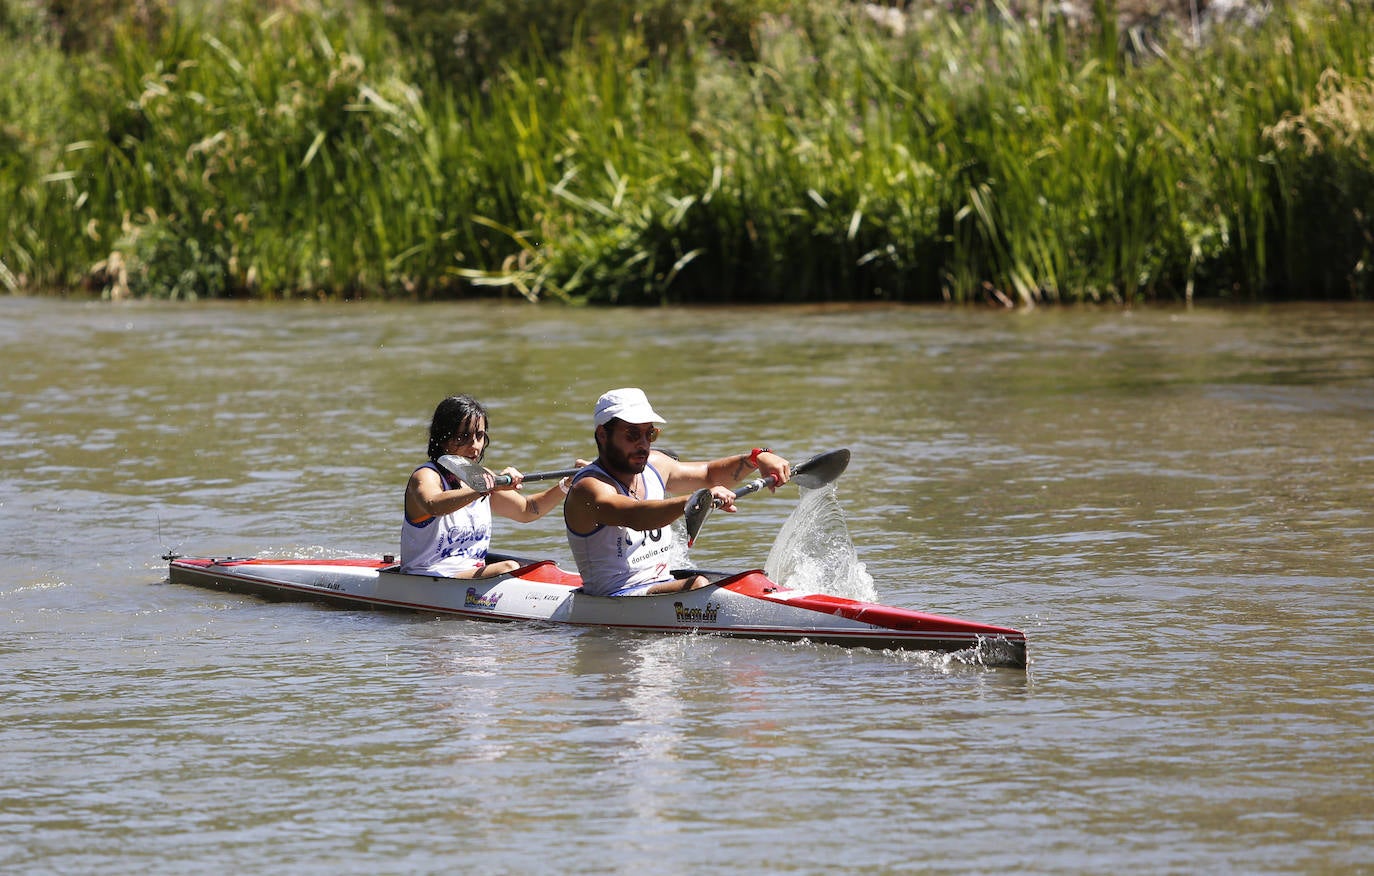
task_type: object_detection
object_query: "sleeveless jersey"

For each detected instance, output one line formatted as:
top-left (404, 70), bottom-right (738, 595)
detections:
top-left (399, 461), bottom-right (493, 576)
top-left (567, 461), bottom-right (679, 596)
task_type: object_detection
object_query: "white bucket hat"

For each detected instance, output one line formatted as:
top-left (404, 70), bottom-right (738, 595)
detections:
top-left (593, 387), bottom-right (666, 427)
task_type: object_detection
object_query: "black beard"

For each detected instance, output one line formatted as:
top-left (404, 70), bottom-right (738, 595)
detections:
top-left (600, 442), bottom-right (648, 478)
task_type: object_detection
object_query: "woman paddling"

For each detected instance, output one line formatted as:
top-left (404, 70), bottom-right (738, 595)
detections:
top-left (401, 394), bottom-right (582, 578)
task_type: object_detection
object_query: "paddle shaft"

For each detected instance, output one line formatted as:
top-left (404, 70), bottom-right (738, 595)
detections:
top-left (438, 449), bottom-right (678, 491)
top-left (437, 454), bottom-right (579, 491)
top-left (731, 474), bottom-right (779, 501)
top-left (489, 468), bottom-right (580, 488)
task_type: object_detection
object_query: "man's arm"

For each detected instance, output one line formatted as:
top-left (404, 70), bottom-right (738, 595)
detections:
top-left (662, 449), bottom-right (791, 494)
top-left (563, 473), bottom-right (690, 533)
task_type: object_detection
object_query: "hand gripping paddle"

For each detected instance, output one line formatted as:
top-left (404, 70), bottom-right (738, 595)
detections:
top-left (684, 448), bottom-right (851, 547)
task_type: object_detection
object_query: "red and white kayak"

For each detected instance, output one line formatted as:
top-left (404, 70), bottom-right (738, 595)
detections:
top-left (166, 553), bottom-right (1028, 668)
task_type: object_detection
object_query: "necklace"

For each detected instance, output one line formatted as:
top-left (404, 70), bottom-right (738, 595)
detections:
top-left (599, 459), bottom-right (640, 499)
top-left (611, 473), bottom-right (641, 499)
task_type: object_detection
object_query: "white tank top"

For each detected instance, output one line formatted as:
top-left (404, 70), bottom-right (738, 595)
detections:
top-left (567, 461), bottom-right (679, 596)
top-left (399, 461), bottom-right (493, 576)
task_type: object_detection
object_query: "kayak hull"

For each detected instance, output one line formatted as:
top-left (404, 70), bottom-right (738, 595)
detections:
top-left (166, 554), bottom-right (1028, 668)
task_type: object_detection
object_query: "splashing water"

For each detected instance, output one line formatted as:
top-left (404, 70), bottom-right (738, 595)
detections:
top-left (665, 518), bottom-right (693, 571)
top-left (764, 486), bottom-right (876, 601)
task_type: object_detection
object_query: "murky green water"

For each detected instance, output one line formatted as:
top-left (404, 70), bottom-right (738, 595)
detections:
top-left (3, 298), bottom-right (1371, 873)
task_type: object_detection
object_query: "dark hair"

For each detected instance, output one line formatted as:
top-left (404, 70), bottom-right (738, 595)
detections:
top-left (427, 394), bottom-right (489, 462)
top-left (593, 419), bottom-right (611, 455)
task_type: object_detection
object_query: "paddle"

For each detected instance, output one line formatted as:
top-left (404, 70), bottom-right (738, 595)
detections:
top-left (437, 454), bottom-right (581, 493)
top-left (684, 448), bottom-right (851, 546)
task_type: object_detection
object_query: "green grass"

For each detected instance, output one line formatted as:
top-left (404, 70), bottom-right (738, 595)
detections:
top-left (2, 0), bottom-right (1371, 302)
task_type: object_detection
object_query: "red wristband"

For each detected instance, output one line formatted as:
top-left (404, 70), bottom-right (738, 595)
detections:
top-left (748, 447), bottom-right (770, 469)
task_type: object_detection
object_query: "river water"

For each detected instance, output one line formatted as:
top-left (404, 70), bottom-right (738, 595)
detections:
top-left (2, 297), bottom-right (1371, 874)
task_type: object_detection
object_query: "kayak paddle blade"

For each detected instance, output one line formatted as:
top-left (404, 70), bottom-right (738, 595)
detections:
top-left (437, 454), bottom-right (496, 491)
top-left (791, 448), bottom-right (850, 489)
top-left (684, 488), bottom-right (714, 547)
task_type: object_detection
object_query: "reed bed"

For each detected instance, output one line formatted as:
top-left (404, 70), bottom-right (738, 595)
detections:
top-left (1, 0), bottom-right (1371, 303)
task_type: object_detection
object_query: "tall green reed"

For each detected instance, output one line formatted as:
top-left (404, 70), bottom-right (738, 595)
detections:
top-left (4, 0), bottom-right (1372, 302)
top-left (6, 0), bottom-right (491, 298)
top-left (0, 20), bottom-right (97, 292)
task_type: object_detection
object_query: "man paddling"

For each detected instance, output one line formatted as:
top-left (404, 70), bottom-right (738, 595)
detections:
top-left (564, 388), bottom-right (791, 596)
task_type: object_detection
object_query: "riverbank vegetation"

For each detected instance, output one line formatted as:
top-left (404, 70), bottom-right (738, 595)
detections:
top-left (2, 0), bottom-right (1371, 304)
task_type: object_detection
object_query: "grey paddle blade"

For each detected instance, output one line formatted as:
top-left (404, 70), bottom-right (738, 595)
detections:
top-left (684, 488), bottom-right (715, 547)
top-left (792, 448), bottom-right (850, 489)
top-left (437, 454), bottom-right (497, 491)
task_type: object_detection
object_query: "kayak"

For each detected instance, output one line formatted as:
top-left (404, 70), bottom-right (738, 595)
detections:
top-left (165, 552), bottom-right (1028, 668)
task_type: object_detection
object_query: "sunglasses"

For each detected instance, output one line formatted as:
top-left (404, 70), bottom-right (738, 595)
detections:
top-left (453, 430), bottom-right (489, 445)
top-left (615, 423), bottom-right (660, 444)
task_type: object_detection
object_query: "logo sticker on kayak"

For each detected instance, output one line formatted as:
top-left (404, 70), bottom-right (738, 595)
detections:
top-left (673, 601), bottom-right (719, 624)
top-left (465, 588), bottom-right (501, 610)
